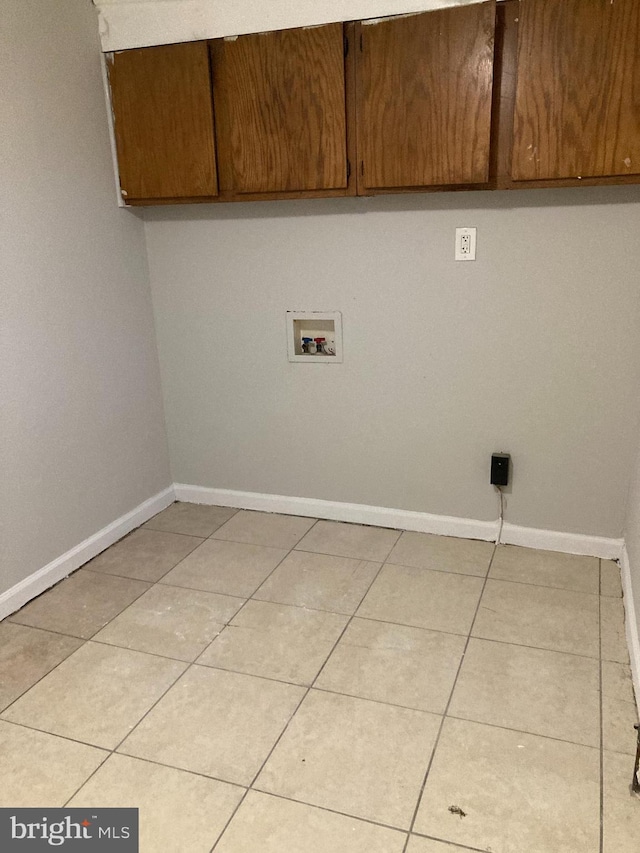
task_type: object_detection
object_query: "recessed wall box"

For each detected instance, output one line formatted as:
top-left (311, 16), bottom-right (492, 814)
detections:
top-left (286, 311), bottom-right (343, 363)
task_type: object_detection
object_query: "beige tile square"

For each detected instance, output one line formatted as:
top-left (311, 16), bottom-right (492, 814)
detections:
top-left (414, 718), bottom-right (600, 853)
top-left (86, 528), bottom-right (203, 582)
top-left (0, 623), bottom-right (83, 711)
top-left (2, 642), bottom-right (186, 749)
top-left (216, 790), bottom-right (407, 853)
top-left (0, 720), bottom-right (107, 807)
top-left (407, 838), bottom-right (471, 853)
top-left (144, 501), bottom-right (238, 538)
top-left (601, 560), bottom-right (623, 598)
top-left (357, 564), bottom-right (483, 635)
top-left (296, 520), bottom-right (400, 562)
top-left (256, 689), bottom-right (441, 829)
top-left (603, 750), bottom-right (640, 853)
top-left (212, 510), bottom-right (317, 549)
top-left (160, 539), bottom-right (288, 597)
top-left (198, 600), bottom-right (347, 685)
top-left (69, 754), bottom-right (243, 853)
top-left (387, 532), bottom-right (493, 578)
top-left (9, 570), bottom-right (150, 639)
top-left (316, 618), bottom-right (466, 714)
top-left (601, 596), bottom-right (631, 663)
top-left (489, 545), bottom-right (599, 594)
top-left (602, 660), bottom-right (639, 755)
top-left (254, 551), bottom-right (380, 615)
top-left (119, 666), bottom-right (304, 785)
top-left (449, 638), bottom-right (600, 746)
top-left (472, 579), bottom-right (600, 658)
top-left (94, 584), bottom-right (244, 661)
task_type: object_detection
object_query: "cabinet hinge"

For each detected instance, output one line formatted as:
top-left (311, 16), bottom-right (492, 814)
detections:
top-left (344, 35), bottom-right (349, 58)
top-left (360, 161), bottom-right (364, 177)
top-left (347, 160), bottom-right (351, 181)
top-left (360, 33), bottom-right (363, 52)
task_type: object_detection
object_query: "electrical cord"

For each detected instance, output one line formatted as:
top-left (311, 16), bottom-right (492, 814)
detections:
top-left (495, 485), bottom-right (504, 545)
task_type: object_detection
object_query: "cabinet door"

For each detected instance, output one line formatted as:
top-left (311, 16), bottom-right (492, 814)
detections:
top-left (108, 42), bottom-right (218, 201)
top-left (357, 2), bottom-right (496, 191)
top-left (212, 24), bottom-right (350, 195)
top-left (512, 0), bottom-right (640, 181)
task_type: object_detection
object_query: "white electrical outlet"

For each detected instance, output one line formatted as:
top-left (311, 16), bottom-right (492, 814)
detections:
top-left (455, 227), bottom-right (477, 261)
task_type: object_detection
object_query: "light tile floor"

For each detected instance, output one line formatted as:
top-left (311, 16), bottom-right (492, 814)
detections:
top-left (1, 504), bottom-right (639, 852)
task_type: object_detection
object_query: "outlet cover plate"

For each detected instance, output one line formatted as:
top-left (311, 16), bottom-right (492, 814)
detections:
top-left (455, 227), bottom-right (477, 261)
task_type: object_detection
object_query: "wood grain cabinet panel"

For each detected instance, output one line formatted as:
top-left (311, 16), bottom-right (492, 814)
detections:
top-left (357, 2), bottom-right (497, 191)
top-left (108, 42), bottom-right (218, 201)
top-left (512, 0), bottom-right (640, 181)
top-left (211, 24), bottom-right (350, 195)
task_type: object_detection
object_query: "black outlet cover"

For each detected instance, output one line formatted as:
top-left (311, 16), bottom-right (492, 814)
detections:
top-left (491, 453), bottom-right (510, 487)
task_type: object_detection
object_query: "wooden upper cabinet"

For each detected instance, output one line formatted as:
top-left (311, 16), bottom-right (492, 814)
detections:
top-left (356, 2), bottom-right (497, 191)
top-left (108, 42), bottom-right (218, 201)
top-left (512, 0), bottom-right (640, 182)
top-left (211, 24), bottom-right (352, 196)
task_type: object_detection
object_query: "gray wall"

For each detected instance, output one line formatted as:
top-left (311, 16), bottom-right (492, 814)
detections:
top-left (145, 190), bottom-right (640, 538)
top-left (0, 0), bottom-right (171, 595)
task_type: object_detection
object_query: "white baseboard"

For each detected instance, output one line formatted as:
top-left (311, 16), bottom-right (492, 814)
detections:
top-left (4, 480), bottom-right (630, 675)
top-left (0, 486), bottom-right (175, 621)
top-left (173, 484), bottom-right (623, 559)
top-left (174, 484), bottom-right (498, 541)
top-left (619, 545), bottom-right (640, 716)
top-left (501, 523), bottom-right (623, 560)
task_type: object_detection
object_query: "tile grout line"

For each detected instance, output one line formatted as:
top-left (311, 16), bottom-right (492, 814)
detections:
top-left (2, 536), bottom-right (611, 755)
top-left (153, 581), bottom-right (245, 601)
top-left (8, 634), bottom-right (602, 757)
top-left (409, 830), bottom-right (489, 853)
top-left (209, 550), bottom-right (391, 853)
top-left (82, 530), bottom-right (205, 580)
top-left (60, 656), bottom-right (191, 809)
top-left (189, 518), bottom-right (323, 673)
top-left (64, 522), bottom-right (321, 848)
top-left (1, 704), bottom-right (481, 853)
top-left (599, 559), bottom-right (605, 853)
top-left (382, 561), bottom-right (602, 596)
top-left (1, 517), bottom-right (320, 751)
top-left (0, 628), bottom-right (84, 715)
top-left (0, 717), bottom-right (117, 753)
top-left (1, 514), bottom-right (620, 849)
top-left (142, 503), bottom-right (241, 538)
top-left (0, 574), bottom-right (161, 719)
top-left (57, 522), bottom-right (313, 812)
top-left (5, 524), bottom-right (209, 637)
top-left (5, 626), bottom-right (610, 755)
top-left (5, 704), bottom-right (557, 849)
top-left (1, 518), bottom-right (395, 817)
top-left (5, 597), bottom-right (607, 666)
top-left (3, 715), bottom-right (254, 792)
top-left (400, 545), bottom-right (498, 853)
top-left (242, 787), bottom-right (489, 848)
top-left (134, 527), bottom-right (210, 540)
top-left (241, 788), bottom-right (408, 837)
top-left (3, 546), bottom-right (599, 691)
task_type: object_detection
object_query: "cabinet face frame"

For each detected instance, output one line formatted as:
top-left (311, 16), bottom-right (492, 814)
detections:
top-left (108, 41), bottom-right (219, 202)
top-left (355, 2), bottom-right (498, 194)
top-left (209, 23), bottom-right (357, 202)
